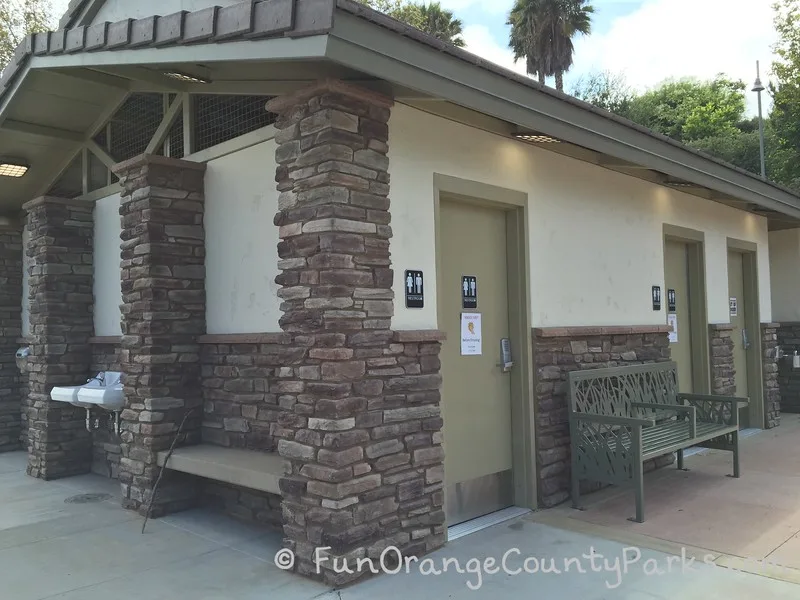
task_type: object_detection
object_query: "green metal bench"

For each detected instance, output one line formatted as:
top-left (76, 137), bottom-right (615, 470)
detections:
top-left (568, 361), bottom-right (748, 523)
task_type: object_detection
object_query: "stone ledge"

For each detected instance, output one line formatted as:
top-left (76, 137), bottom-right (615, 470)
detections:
top-left (761, 322), bottom-right (782, 329)
top-left (157, 444), bottom-right (283, 496)
top-left (533, 325), bottom-right (672, 338)
top-left (88, 336), bottom-right (122, 344)
top-left (265, 78), bottom-right (394, 114)
top-left (709, 323), bottom-right (735, 331)
top-left (198, 333), bottom-right (291, 344)
top-left (21, 196), bottom-right (93, 211)
top-left (112, 153), bottom-right (208, 176)
top-left (392, 330), bottom-right (446, 342)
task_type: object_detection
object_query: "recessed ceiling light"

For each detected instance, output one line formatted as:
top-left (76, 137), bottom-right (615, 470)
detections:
top-left (664, 180), bottom-right (696, 188)
top-left (163, 71), bottom-right (211, 84)
top-left (0, 159), bottom-right (29, 178)
top-left (514, 133), bottom-right (562, 144)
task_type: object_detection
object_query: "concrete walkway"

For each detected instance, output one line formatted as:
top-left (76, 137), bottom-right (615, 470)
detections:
top-left (545, 413), bottom-right (800, 576)
top-left (2, 450), bottom-right (800, 599)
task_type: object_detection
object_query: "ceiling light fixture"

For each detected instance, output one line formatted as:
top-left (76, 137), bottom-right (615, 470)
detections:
top-left (163, 70), bottom-right (211, 84)
top-left (514, 133), bottom-right (562, 144)
top-left (0, 159), bottom-right (29, 178)
top-left (664, 179), bottom-right (696, 188)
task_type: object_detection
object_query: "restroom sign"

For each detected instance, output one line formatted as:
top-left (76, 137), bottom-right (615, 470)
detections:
top-left (652, 286), bottom-right (662, 311)
top-left (730, 297), bottom-right (738, 317)
top-left (405, 270), bottom-right (424, 308)
top-left (667, 289), bottom-right (677, 312)
top-left (462, 276), bottom-right (478, 309)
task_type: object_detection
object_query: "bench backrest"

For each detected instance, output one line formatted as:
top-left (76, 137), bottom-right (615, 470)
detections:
top-left (568, 361), bottom-right (679, 418)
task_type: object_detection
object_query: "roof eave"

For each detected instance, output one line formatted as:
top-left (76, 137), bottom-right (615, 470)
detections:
top-left (329, 2), bottom-right (800, 222)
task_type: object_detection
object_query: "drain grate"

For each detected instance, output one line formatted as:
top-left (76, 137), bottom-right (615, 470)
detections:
top-left (64, 493), bottom-right (112, 504)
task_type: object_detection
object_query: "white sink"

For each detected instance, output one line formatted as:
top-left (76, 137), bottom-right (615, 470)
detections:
top-left (51, 372), bottom-right (124, 411)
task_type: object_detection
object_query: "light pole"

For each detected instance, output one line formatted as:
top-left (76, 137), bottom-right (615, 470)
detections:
top-left (752, 60), bottom-right (766, 178)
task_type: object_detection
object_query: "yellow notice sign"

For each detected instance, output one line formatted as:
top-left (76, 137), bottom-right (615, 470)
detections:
top-left (460, 313), bottom-right (482, 356)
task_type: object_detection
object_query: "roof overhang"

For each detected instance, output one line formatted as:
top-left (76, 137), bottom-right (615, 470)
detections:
top-left (1, 0), bottom-right (799, 229)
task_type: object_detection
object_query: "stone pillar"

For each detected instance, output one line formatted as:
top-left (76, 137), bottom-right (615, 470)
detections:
top-left (23, 197), bottom-right (94, 479)
top-left (0, 224), bottom-right (23, 452)
top-left (709, 324), bottom-right (736, 396)
top-left (762, 323), bottom-right (781, 428)
top-left (112, 155), bottom-right (206, 516)
top-left (266, 81), bottom-right (445, 585)
top-left (777, 323), bottom-right (800, 413)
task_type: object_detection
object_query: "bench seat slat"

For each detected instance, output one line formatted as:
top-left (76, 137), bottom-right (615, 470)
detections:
top-left (603, 421), bottom-right (734, 459)
top-left (156, 445), bottom-right (284, 496)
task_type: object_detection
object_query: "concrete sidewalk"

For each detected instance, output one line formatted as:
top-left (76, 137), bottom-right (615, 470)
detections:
top-left (1, 450), bottom-right (799, 599)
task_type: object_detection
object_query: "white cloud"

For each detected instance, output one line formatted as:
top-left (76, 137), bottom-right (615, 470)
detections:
top-left (571, 0), bottom-right (776, 112)
top-left (439, 0), bottom-right (513, 16)
top-left (463, 24), bottom-right (529, 76)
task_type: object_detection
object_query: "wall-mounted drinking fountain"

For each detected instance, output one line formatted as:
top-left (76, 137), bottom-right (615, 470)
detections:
top-left (50, 372), bottom-right (124, 434)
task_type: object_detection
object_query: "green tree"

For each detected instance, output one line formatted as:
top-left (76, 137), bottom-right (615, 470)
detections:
top-left (507, 0), bottom-right (593, 91)
top-left (770, 0), bottom-right (800, 189)
top-left (569, 70), bottom-right (634, 115)
top-left (357, 0), bottom-right (465, 47)
top-left (0, 0), bottom-right (54, 71)
top-left (624, 76), bottom-right (746, 144)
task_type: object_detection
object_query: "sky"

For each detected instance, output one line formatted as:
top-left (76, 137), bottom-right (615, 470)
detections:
top-left (50, 0), bottom-right (778, 114)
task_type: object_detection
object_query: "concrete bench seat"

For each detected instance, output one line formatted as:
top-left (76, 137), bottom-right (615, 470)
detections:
top-left (156, 445), bottom-right (283, 496)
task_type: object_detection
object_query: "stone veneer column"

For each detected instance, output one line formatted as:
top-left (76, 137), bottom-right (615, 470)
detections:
top-left (533, 325), bottom-right (672, 507)
top-left (709, 324), bottom-right (736, 396)
top-left (266, 81), bottom-right (445, 585)
top-left (112, 155), bottom-right (206, 516)
top-left (761, 323), bottom-right (781, 429)
top-left (777, 323), bottom-right (800, 413)
top-left (0, 224), bottom-right (23, 452)
top-left (23, 197), bottom-right (94, 479)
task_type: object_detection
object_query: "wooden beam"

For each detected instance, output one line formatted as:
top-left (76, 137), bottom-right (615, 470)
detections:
top-left (92, 66), bottom-right (187, 92)
top-left (86, 139), bottom-right (116, 170)
top-left (145, 94), bottom-right (184, 155)
top-left (43, 67), bottom-right (131, 90)
top-left (2, 119), bottom-right (84, 142)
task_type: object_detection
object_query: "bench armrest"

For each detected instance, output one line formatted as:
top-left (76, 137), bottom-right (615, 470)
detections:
top-left (571, 413), bottom-right (655, 427)
top-left (630, 402), bottom-right (696, 437)
top-left (679, 393), bottom-right (747, 427)
top-left (678, 393), bottom-right (749, 407)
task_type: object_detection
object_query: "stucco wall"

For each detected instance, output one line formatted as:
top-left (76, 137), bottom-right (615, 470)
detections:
top-left (388, 103), bottom-right (772, 329)
top-left (769, 229), bottom-right (800, 323)
top-left (93, 193), bottom-right (123, 337)
top-left (21, 223), bottom-right (30, 338)
top-left (90, 0), bottom-right (242, 23)
top-left (204, 140), bottom-right (280, 334)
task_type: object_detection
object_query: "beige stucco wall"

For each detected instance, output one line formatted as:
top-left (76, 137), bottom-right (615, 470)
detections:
top-left (204, 139), bottom-right (281, 334)
top-left (93, 193), bottom-right (123, 337)
top-left (769, 229), bottom-right (800, 322)
top-left (388, 103), bottom-right (772, 329)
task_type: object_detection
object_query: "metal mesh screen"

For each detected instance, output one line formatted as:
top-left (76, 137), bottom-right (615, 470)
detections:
top-left (193, 95), bottom-right (276, 152)
top-left (167, 116), bottom-right (184, 158)
top-left (100, 93), bottom-right (164, 162)
top-left (47, 156), bottom-right (83, 199)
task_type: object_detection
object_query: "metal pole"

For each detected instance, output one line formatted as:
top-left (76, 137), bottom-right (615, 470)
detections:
top-left (755, 61), bottom-right (766, 178)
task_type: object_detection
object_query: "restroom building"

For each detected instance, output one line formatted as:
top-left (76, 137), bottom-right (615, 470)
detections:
top-left (0, 0), bottom-right (799, 584)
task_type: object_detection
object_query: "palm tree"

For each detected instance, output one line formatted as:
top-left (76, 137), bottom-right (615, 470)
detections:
top-left (392, 1), bottom-right (465, 47)
top-left (507, 0), bottom-right (593, 91)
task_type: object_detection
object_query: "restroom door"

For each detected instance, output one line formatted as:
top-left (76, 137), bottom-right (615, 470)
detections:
top-left (664, 240), bottom-right (695, 392)
top-left (439, 198), bottom-right (514, 526)
top-left (727, 250), bottom-right (751, 427)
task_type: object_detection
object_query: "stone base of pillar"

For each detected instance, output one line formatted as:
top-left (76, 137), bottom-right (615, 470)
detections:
top-left (23, 197), bottom-right (94, 480)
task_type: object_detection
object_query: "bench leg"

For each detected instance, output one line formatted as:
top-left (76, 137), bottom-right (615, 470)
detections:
top-left (628, 460), bottom-right (645, 523)
top-left (731, 430), bottom-right (740, 478)
top-left (571, 466), bottom-right (581, 510)
top-left (677, 449), bottom-right (686, 470)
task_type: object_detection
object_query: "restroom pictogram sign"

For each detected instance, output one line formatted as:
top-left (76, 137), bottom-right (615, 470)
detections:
top-left (405, 270), bottom-right (424, 308)
top-left (462, 276), bottom-right (478, 309)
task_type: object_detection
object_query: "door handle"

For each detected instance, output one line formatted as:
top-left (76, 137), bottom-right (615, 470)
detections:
top-left (742, 328), bottom-right (751, 350)
top-left (499, 338), bottom-right (513, 372)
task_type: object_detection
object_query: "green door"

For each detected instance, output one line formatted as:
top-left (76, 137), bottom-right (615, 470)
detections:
top-left (439, 198), bottom-right (514, 526)
top-left (727, 250), bottom-right (750, 427)
top-left (664, 240), bottom-right (694, 392)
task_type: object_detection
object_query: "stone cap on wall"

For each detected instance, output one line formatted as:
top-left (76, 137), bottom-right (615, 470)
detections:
top-left (197, 333), bottom-right (292, 344)
top-left (392, 330), bottom-right (446, 342)
top-left (761, 322), bottom-right (782, 328)
top-left (533, 325), bottom-right (672, 338)
top-left (709, 323), bottom-right (735, 331)
top-left (21, 196), bottom-right (93, 211)
top-left (112, 153), bottom-right (208, 176)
